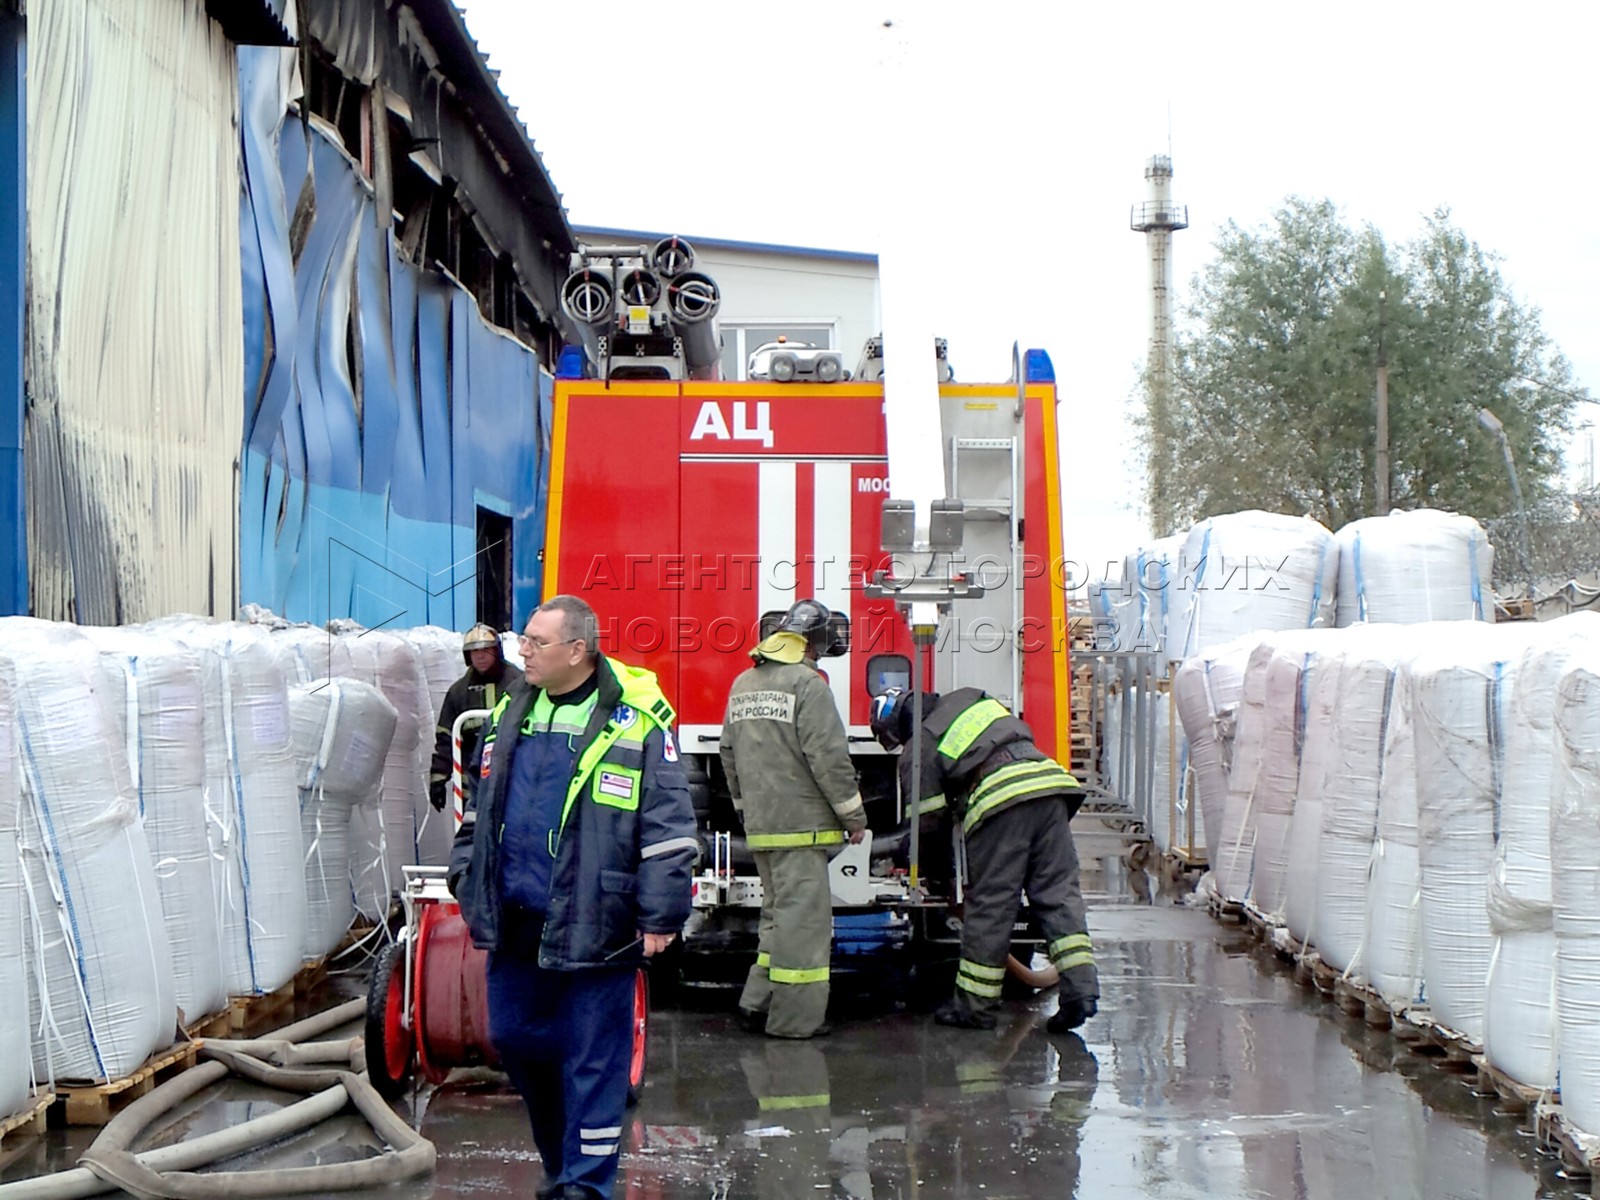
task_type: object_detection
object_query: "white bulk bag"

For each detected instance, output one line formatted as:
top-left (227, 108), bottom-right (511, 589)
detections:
top-left (1115, 536), bottom-right (1186, 664)
top-left (1553, 643), bottom-right (1600, 1133)
top-left (402, 625), bottom-right (467, 867)
top-left (1260, 634), bottom-right (1333, 933)
top-left (1365, 656), bottom-right (1426, 1010)
top-left (1485, 614), bottom-right (1600, 1088)
top-left (79, 627), bottom-right (225, 1026)
top-left (289, 680), bottom-right (397, 959)
top-left (149, 619), bottom-right (305, 996)
top-left (1412, 622), bottom-right (1540, 1042)
top-left (1213, 642), bottom-right (1271, 906)
top-left (1335, 509), bottom-right (1494, 627)
top-left (271, 624), bottom-right (355, 685)
top-left (336, 630), bottom-right (433, 914)
top-left (1171, 511), bottom-right (1338, 662)
top-left (1175, 636), bottom-right (1257, 871)
top-left (1312, 627), bottom-right (1408, 976)
top-left (2, 623), bottom-right (176, 1082)
top-left (0, 652), bottom-right (27, 1119)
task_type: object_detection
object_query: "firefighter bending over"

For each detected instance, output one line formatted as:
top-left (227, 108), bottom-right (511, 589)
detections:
top-left (720, 599), bottom-right (867, 1039)
top-left (871, 687), bottom-right (1098, 1032)
top-left (429, 623), bottom-right (518, 811)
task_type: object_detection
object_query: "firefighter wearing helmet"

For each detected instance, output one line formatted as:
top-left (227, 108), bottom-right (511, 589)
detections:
top-left (870, 687), bottom-right (1099, 1033)
top-left (429, 623), bottom-right (519, 811)
top-left (719, 598), bottom-right (867, 1038)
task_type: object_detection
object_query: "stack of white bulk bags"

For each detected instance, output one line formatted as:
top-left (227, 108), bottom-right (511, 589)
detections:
top-left (288, 680), bottom-right (398, 960)
top-left (1412, 622), bottom-right (1541, 1043)
top-left (78, 627), bottom-right (224, 1027)
top-left (0, 656), bottom-right (28, 1119)
top-left (149, 619), bottom-right (305, 997)
top-left (1115, 536), bottom-right (1187, 662)
top-left (336, 629), bottom-right (433, 915)
top-left (1334, 509), bottom-right (1494, 626)
top-left (1311, 627), bottom-right (1408, 977)
top-left (1486, 614), bottom-right (1600, 1089)
top-left (1366, 651), bottom-right (1427, 1011)
top-left (1553, 642), bottom-right (1600, 1134)
top-left (1261, 634), bottom-right (1334, 934)
top-left (1085, 579), bottom-right (1121, 653)
top-left (1175, 636), bottom-right (1257, 871)
top-left (403, 625), bottom-right (466, 866)
top-left (0, 621), bottom-right (176, 1082)
top-left (1170, 511), bottom-right (1337, 662)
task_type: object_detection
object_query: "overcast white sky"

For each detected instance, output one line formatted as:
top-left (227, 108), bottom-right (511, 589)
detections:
top-left (458, 0), bottom-right (1600, 583)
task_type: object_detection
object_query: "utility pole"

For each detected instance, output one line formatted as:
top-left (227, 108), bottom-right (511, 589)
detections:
top-left (1375, 289), bottom-right (1390, 515)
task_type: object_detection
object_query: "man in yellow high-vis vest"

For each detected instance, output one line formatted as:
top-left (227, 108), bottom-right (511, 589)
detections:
top-left (720, 599), bottom-right (867, 1039)
top-left (871, 687), bottom-right (1098, 1033)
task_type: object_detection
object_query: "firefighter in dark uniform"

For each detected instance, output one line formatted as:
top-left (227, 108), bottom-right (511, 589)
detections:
top-left (870, 687), bottom-right (1098, 1033)
top-left (720, 599), bottom-right (867, 1039)
top-left (429, 623), bottom-right (519, 811)
top-left (449, 596), bottom-right (699, 1200)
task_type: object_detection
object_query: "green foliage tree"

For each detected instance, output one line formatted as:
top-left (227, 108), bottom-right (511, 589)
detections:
top-left (1149, 199), bottom-right (1584, 537)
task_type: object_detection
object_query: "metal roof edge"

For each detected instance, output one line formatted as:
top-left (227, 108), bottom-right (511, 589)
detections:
top-left (573, 225), bottom-right (878, 266)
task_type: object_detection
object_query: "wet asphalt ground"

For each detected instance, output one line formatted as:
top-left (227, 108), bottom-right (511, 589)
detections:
top-left (2, 884), bottom-right (1590, 1199)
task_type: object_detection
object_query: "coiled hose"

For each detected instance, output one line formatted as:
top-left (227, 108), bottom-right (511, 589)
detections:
top-left (0, 998), bottom-right (435, 1199)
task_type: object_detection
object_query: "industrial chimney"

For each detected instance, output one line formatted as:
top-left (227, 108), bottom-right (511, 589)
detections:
top-left (1130, 155), bottom-right (1187, 536)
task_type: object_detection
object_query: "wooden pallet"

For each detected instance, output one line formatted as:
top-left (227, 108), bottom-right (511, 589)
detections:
top-left (228, 979), bottom-right (297, 1034)
top-left (1537, 1101), bottom-right (1600, 1188)
top-left (223, 951), bottom-right (341, 1034)
top-left (1332, 976), bottom-right (1394, 1029)
top-left (1392, 1010), bottom-right (1480, 1069)
top-left (1472, 1054), bottom-right (1546, 1116)
top-left (1205, 891), bottom-right (1244, 924)
top-left (184, 1008), bottom-right (232, 1041)
top-left (0, 1092), bottom-right (52, 1149)
top-left (54, 1041), bottom-right (200, 1126)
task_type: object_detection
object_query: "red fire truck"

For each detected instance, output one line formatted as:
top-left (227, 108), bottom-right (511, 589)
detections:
top-left (547, 240), bottom-right (1071, 993)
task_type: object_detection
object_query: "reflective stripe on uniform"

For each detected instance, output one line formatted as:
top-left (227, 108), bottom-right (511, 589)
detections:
top-left (758, 1093), bottom-right (830, 1111)
top-left (745, 830), bottom-right (846, 849)
top-left (641, 835), bottom-right (700, 859)
top-left (936, 698), bottom-right (1012, 760)
top-left (580, 1142), bottom-right (619, 1157)
top-left (1048, 933), bottom-right (1092, 959)
top-left (769, 965), bottom-right (829, 985)
top-left (917, 794), bottom-right (947, 815)
top-left (582, 1126), bottom-right (622, 1139)
top-left (956, 958), bottom-right (1005, 998)
top-left (1050, 933), bottom-right (1096, 971)
top-left (755, 952), bottom-right (770, 968)
top-left (963, 760), bottom-right (1078, 833)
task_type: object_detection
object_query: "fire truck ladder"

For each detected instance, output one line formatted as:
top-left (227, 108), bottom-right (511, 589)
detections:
top-left (948, 435), bottom-right (1022, 710)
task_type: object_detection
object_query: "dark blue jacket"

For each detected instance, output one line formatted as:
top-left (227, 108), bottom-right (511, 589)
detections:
top-left (448, 657), bottom-right (699, 967)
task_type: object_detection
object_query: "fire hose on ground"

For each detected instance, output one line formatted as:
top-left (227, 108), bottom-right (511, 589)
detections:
top-left (0, 998), bottom-right (435, 1200)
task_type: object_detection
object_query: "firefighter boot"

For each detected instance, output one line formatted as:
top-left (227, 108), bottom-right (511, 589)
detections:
top-left (934, 993), bottom-right (999, 1031)
top-left (1046, 995), bottom-right (1097, 1034)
